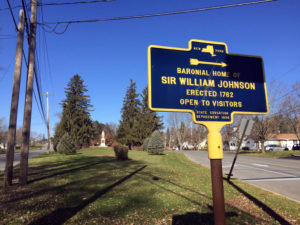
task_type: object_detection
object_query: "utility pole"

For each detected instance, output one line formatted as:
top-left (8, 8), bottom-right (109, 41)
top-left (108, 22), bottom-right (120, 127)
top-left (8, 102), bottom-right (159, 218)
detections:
top-left (44, 92), bottom-right (53, 150)
top-left (4, 10), bottom-right (25, 187)
top-left (19, 0), bottom-right (37, 185)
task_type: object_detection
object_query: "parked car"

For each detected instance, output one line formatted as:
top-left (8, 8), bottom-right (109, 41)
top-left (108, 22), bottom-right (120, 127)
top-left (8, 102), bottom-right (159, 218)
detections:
top-left (172, 146), bottom-right (179, 151)
top-left (292, 144), bottom-right (300, 150)
top-left (265, 144), bottom-right (285, 151)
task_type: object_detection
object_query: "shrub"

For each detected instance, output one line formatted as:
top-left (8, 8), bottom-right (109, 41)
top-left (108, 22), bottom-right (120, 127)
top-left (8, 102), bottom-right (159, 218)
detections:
top-left (147, 130), bottom-right (164, 155)
top-left (53, 139), bottom-right (59, 152)
top-left (142, 137), bottom-right (150, 151)
top-left (57, 133), bottom-right (76, 155)
top-left (113, 143), bottom-right (129, 160)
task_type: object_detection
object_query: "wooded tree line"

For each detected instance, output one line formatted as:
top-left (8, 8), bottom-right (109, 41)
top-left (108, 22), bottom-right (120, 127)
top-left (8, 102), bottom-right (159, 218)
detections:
top-left (92, 121), bottom-right (117, 146)
top-left (165, 112), bottom-right (207, 150)
top-left (0, 118), bottom-right (45, 147)
top-left (53, 77), bottom-right (163, 150)
top-left (116, 79), bottom-right (163, 149)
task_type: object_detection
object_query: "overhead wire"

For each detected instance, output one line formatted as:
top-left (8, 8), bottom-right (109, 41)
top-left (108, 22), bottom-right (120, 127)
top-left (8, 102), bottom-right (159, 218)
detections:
top-left (0, 0), bottom-right (114, 11)
top-left (37, 0), bottom-right (277, 34)
top-left (5, 0), bottom-right (18, 31)
top-left (273, 63), bottom-right (300, 81)
top-left (7, 0), bottom-right (296, 123)
top-left (38, 0), bottom-right (114, 6)
top-left (0, 56), bottom-right (15, 82)
top-left (21, 0), bottom-right (47, 126)
top-left (265, 62), bottom-right (300, 102)
top-left (6, 0), bottom-right (47, 127)
top-left (40, 1), bottom-right (55, 97)
top-left (0, 34), bottom-right (16, 39)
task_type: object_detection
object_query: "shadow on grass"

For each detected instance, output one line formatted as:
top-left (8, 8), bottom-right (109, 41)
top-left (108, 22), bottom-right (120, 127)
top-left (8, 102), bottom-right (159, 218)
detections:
top-left (28, 165), bottom-right (147, 225)
top-left (139, 174), bottom-right (209, 208)
top-left (139, 172), bottom-right (271, 224)
top-left (27, 158), bottom-right (115, 184)
top-left (142, 171), bottom-right (211, 200)
top-left (172, 211), bottom-right (238, 225)
top-left (0, 155), bottom-right (137, 203)
top-left (226, 180), bottom-right (292, 225)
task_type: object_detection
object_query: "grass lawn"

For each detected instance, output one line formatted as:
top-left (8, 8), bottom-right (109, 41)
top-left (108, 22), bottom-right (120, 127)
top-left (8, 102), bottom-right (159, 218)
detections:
top-left (0, 148), bottom-right (299, 225)
top-left (239, 150), bottom-right (300, 158)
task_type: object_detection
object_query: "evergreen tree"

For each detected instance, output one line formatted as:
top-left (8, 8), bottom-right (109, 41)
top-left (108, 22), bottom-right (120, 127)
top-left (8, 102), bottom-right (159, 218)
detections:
top-left (116, 79), bottom-right (141, 149)
top-left (143, 137), bottom-right (150, 151)
top-left (133, 87), bottom-right (164, 145)
top-left (147, 130), bottom-right (164, 155)
top-left (57, 133), bottom-right (76, 154)
top-left (54, 74), bottom-right (94, 148)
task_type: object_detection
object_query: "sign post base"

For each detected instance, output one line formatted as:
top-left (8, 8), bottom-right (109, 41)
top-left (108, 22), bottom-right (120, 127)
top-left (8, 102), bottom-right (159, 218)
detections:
top-left (204, 123), bottom-right (226, 225)
top-left (210, 159), bottom-right (226, 225)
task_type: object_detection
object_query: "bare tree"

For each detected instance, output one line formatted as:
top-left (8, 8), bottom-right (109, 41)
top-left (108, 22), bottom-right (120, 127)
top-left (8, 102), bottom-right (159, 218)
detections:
top-left (251, 80), bottom-right (285, 152)
top-left (0, 118), bottom-right (8, 146)
top-left (280, 82), bottom-right (300, 142)
top-left (15, 128), bottom-right (23, 146)
top-left (105, 122), bottom-right (117, 138)
top-left (167, 112), bottom-right (189, 150)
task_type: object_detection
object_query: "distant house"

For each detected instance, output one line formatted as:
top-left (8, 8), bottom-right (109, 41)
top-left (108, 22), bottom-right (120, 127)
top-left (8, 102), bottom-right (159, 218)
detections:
top-left (0, 143), bottom-right (6, 149)
top-left (241, 138), bottom-right (257, 150)
top-left (265, 133), bottom-right (299, 150)
top-left (223, 137), bottom-right (257, 151)
top-left (198, 139), bottom-right (207, 150)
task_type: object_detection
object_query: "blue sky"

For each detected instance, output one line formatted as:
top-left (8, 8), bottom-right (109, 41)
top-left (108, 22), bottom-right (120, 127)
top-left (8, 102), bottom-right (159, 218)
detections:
top-left (0, 0), bottom-right (300, 136)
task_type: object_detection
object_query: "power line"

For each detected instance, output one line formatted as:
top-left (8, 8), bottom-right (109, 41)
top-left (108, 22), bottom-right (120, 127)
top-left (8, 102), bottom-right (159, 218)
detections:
top-left (0, 55), bottom-right (14, 82)
top-left (0, 34), bottom-right (16, 38)
top-left (0, 0), bottom-right (114, 11)
top-left (21, 0), bottom-right (48, 126)
top-left (273, 85), bottom-right (300, 102)
top-left (39, 0), bottom-right (114, 6)
top-left (38, 0), bottom-right (277, 34)
top-left (21, 0), bottom-right (30, 41)
top-left (6, 0), bottom-right (18, 31)
top-left (275, 63), bottom-right (300, 80)
top-left (6, 0), bottom-right (47, 127)
top-left (40, 1), bottom-right (56, 99)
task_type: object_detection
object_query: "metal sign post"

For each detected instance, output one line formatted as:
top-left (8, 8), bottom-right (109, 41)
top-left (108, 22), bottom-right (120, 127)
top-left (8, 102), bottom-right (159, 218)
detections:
top-left (148, 40), bottom-right (268, 225)
top-left (227, 119), bottom-right (254, 181)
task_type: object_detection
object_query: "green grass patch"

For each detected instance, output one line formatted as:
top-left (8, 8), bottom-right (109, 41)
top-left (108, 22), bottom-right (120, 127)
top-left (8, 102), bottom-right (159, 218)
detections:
top-left (239, 150), bottom-right (300, 158)
top-left (0, 148), bottom-right (299, 224)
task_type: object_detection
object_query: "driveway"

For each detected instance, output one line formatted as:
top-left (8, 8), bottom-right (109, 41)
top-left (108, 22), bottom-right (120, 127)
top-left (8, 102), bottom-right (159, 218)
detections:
top-left (180, 151), bottom-right (300, 202)
top-left (0, 145), bottom-right (48, 171)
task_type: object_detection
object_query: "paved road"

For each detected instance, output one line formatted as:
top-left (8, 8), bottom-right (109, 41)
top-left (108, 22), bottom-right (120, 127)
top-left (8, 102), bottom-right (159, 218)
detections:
top-left (0, 145), bottom-right (48, 171)
top-left (181, 151), bottom-right (300, 202)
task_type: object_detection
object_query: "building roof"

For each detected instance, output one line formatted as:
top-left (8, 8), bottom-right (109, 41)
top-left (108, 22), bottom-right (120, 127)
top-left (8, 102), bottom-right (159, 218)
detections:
top-left (267, 133), bottom-right (298, 140)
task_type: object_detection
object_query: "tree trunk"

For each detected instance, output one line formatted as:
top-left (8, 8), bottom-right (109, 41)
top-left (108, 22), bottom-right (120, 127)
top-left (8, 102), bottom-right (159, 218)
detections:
top-left (261, 141), bottom-right (265, 153)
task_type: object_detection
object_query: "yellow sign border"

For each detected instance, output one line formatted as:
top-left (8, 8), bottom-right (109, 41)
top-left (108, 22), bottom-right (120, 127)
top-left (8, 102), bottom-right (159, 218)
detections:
top-left (148, 39), bottom-right (269, 127)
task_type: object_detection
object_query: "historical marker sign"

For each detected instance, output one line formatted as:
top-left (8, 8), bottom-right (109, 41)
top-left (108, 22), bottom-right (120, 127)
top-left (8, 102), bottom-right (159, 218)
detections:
top-left (148, 39), bottom-right (269, 124)
top-left (148, 39), bottom-right (269, 225)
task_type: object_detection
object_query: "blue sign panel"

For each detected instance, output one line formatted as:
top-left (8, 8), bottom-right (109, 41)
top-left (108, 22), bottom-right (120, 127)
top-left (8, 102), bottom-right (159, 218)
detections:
top-left (148, 40), bottom-right (269, 123)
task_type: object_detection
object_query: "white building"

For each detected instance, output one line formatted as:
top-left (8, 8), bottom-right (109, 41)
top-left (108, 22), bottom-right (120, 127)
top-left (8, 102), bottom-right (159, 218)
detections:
top-left (265, 133), bottom-right (299, 150)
